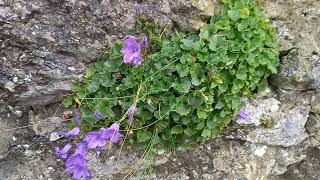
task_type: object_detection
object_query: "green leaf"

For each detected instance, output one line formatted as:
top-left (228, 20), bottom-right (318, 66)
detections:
top-left (200, 24), bottom-right (217, 39)
top-left (137, 129), bottom-right (152, 143)
top-left (171, 125), bottom-right (184, 134)
top-left (228, 10), bottom-right (241, 21)
top-left (86, 67), bottom-right (96, 78)
top-left (181, 39), bottom-right (194, 50)
top-left (174, 102), bottom-right (191, 116)
top-left (63, 96), bottom-right (74, 108)
top-left (173, 78), bottom-right (191, 93)
top-left (176, 65), bottom-right (189, 77)
top-left (201, 128), bottom-right (211, 137)
top-left (197, 110), bottom-right (208, 119)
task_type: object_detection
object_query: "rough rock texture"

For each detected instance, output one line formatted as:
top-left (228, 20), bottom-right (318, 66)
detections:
top-left (0, 0), bottom-right (215, 106)
top-left (265, 0), bottom-right (320, 90)
top-left (1, 0), bottom-right (320, 179)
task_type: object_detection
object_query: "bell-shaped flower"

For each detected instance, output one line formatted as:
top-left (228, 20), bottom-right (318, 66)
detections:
top-left (59, 127), bottom-right (80, 139)
top-left (55, 143), bottom-right (72, 160)
top-left (100, 123), bottom-right (123, 144)
top-left (83, 131), bottom-right (107, 149)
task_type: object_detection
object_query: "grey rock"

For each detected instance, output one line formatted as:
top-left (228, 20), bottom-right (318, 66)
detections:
top-left (234, 104), bottom-right (310, 147)
top-left (263, 0), bottom-right (320, 90)
top-left (0, 0), bottom-right (216, 106)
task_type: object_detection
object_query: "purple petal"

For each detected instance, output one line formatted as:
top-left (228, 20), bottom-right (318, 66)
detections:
top-left (56, 143), bottom-right (72, 160)
top-left (128, 105), bottom-right (137, 125)
top-left (94, 111), bottom-right (103, 120)
top-left (65, 166), bottom-right (91, 180)
top-left (140, 36), bottom-right (148, 48)
top-left (237, 109), bottom-right (249, 119)
top-left (87, 138), bottom-right (106, 149)
top-left (110, 132), bottom-right (124, 144)
top-left (75, 141), bottom-right (88, 156)
top-left (109, 123), bottom-right (120, 131)
top-left (73, 109), bottom-right (81, 116)
top-left (65, 154), bottom-right (88, 168)
top-left (74, 117), bottom-right (81, 124)
top-left (62, 127), bottom-right (80, 139)
top-left (134, 3), bottom-right (142, 16)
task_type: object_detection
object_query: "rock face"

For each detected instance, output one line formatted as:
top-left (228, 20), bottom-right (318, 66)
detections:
top-left (0, 0), bottom-right (213, 106)
top-left (1, 0), bottom-right (320, 180)
top-left (265, 0), bottom-right (320, 90)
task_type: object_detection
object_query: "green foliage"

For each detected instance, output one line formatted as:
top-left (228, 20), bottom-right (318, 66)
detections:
top-left (66, 0), bottom-right (279, 148)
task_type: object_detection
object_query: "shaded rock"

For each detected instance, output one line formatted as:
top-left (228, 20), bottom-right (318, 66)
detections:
top-left (0, 103), bottom-right (31, 158)
top-left (306, 114), bottom-right (320, 147)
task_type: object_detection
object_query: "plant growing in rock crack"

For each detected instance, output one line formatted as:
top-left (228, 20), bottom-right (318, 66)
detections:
top-left (59, 0), bottom-right (279, 179)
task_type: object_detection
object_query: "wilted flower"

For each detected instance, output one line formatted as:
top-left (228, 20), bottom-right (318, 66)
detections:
top-left (134, 3), bottom-right (142, 16)
top-left (237, 109), bottom-right (249, 119)
top-left (100, 122), bottom-right (124, 144)
top-left (94, 111), bottom-right (103, 120)
top-left (55, 143), bottom-right (72, 160)
top-left (121, 36), bottom-right (148, 67)
top-left (127, 104), bottom-right (137, 125)
top-left (59, 127), bottom-right (80, 139)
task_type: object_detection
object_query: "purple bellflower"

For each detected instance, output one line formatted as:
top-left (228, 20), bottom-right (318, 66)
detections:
top-left (134, 3), bottom-right (142, 16)
top-left (55, 143), bottom-right (72, 160)
top-left (127, 104), bottom-right (137, 125)
top-left (65, 154), bottom-right (90, 180)
top-left (94, 111), bottom-right (103, 120)
top-left (140, 36), bottom-right (148, 48)
top-left (74, 117), bottom-right (81, 124)
top-left (83, 131), bottom-right (107, 149)
top-left (74, 141), bottom-right (88, 157)
top-left (237, 109), bottom-right (250, 119)
top-left (65, 165), bottom-right (91, 180)
top-left (59, 127), bottom-right (80, 139)
top-left (73, 109), bottom-right (81, 116)
top-left (121, 36), bottom-right (148, 67)
top-left (100, 122), bottom-right (124, 144)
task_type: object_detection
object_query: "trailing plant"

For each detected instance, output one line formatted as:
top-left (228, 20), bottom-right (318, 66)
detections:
top-left (59, 0), bottom-right (279, 178)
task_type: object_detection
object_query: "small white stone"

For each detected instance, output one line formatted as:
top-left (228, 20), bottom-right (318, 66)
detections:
top-left (23, 144), bottom-right (30, 148)
top-left (253, 145), bottom-right (267, 157)
top-left (67, 67), bottom-right (76, 71)
top-left (12, 76), bottom-right (18, 83)
top-left (12, 136), bottom-right (17, 141)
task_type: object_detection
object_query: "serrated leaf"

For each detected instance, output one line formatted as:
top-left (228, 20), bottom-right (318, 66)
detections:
top-left (175, 102), bottom-right (191, 116)
top-left (137, 129), bottom-right (152, 143)
top-left (197, 110), bottom-right (208, 119)
top-left (86, 67), bottom-right (96, 78)
top-left (173, 78), bottom-right (191, 93)
top-left (228, 10), bottom-right (241, 20)
top-left (201, 128), bottom-right (211, 137)
top-left (171, 125), bottom-right (183, 134)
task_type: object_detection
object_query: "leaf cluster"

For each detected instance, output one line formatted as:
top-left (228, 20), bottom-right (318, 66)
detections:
top-left (64, 0), bottom-right (279, 148)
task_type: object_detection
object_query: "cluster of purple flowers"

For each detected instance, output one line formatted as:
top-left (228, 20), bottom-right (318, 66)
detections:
top-left (55, 121), bottom-right (123, 180)
top-left (121, 36), bottom-right (148, 67)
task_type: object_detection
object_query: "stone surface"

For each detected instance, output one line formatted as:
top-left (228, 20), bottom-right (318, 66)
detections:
top-left (1, 0), bottom-right (320, 179)
top-left (263, 0), bottom-right (320, 90)
top-left (0, 0), bottom-right (215, 106)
